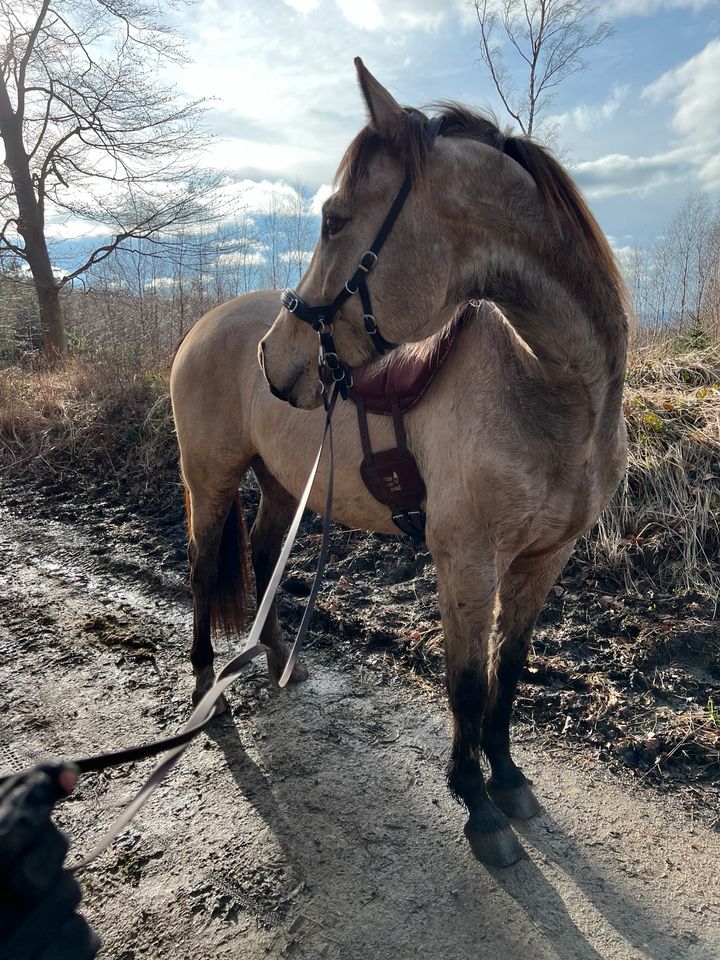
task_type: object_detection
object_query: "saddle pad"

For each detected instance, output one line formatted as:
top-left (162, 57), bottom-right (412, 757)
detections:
top-left (349, 310), bottom-right (466, 414)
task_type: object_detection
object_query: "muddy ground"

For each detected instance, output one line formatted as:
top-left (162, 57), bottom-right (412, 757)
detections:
top-left (0, 480), bottom-right (719, 959)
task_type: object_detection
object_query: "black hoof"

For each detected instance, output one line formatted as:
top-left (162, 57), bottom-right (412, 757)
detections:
top-left (268, 652), bottom-right (309, 687)
top-left (464, 822), bottom-right (525, 867)
top-left (487, 780), bottom-right (541, 821)
top-left (192, 666), bottom-right (229, 715)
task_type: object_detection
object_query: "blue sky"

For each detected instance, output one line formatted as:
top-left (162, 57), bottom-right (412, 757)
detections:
top-left (160, 0), bottom-right (720, 253)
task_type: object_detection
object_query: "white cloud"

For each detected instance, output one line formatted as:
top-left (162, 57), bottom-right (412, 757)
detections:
top-left (573, 38), bottom-right (720, 199)
top-left (573, 147), bottom-right (692, 198)
top-left (551, 86), bottom-right (629, 133)
top-left (336, 0), bottom-right (383, 29)
top-left (44, 219), bottom-right (111, 240)
top-left (216, 251), bottom-right (265, 268)
top-left (311, 183), bottom-right (333, 215)
top-left (282, 0), bottom-right (320, 12)
top-left (643, 38), bottom-right (720, 189)
top-left (335, 0), bottom-right (465, 31)
top-left (606, 0), bottom-right (716, 16)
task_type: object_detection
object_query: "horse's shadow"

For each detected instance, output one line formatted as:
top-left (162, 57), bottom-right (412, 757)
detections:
top-left (203, 687), bottom-right (688, 960)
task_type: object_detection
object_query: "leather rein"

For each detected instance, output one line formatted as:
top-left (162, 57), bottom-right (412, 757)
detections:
top-left (2, 119), bottom-right (445, 867)
top-left (280, 116), bottom-right (444, 398)
top-left (1, 388), bottom-right (340, 869)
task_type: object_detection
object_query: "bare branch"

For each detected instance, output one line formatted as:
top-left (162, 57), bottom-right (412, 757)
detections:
top-left (472, 0), bottom-right (613, 138)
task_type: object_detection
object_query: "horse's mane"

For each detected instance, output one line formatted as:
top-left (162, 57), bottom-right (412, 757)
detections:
top-left (335, 103), bottom-right (625, 309)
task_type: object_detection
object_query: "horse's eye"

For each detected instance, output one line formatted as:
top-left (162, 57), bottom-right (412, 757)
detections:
top-left (324, 213), bottom-right (347, 237)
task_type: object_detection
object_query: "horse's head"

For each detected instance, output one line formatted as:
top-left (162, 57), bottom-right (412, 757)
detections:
top-left (259, 59), bottom-right (457, 407)
top-left (260, 58), bottom-right (624, 408)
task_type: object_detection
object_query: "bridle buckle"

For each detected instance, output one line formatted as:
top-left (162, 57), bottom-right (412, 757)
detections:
top-left (358, 250), bottom-right (378, 273)
top-left (363, 314), bottom-right (378, 335)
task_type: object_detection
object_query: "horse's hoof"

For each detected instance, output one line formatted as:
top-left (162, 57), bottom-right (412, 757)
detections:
top-left (487, 780), bottom-right (541, 821)
top-left (192, 666), bottom-right (228, 715)
top-left (192, 686), bottom-right (229, 716)
top-left (286, 659), bottom-right (309, 684)
top-left (211, 693), bottom-right (229, 716)
top-left (269, 654), bottom-right (309, 687)
top-left (464, 822), bottom-right (525, 867)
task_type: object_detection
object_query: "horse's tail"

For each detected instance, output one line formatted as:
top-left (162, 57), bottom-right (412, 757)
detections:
top-left (184, 485), bottom-right (252, 636)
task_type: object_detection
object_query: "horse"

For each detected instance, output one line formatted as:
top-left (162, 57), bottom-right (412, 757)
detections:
top-left (170, 59), bottom-right (629, 867)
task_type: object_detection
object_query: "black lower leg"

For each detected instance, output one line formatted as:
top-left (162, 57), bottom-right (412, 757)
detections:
top-left (447, 667), bottom-right (523, 865)
top-left (250, 459), bottom-right (304, 684)
top-left (189, 539), bottom-right (215, 676)
top-left (482, 639), bottom-right (529, 789)
top-left (482, 634), bottom-right (540, 820)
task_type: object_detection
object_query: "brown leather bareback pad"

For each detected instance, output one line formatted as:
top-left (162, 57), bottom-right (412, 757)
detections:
top-left (348, 310), bottom-right (467, 539)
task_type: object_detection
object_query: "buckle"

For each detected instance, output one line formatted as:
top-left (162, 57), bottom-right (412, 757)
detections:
top-left (359, 251), bottom-right (378, 273)
top-left (281, 290), bottom-right (299, 313)
top-left (323, 351), bottom-right (341, 370)
top-left (363, 313), bottom-right (378, 334)
top-left (332, 366), bottom-right (347, 382)
top-left (345, 278), bottom-right (359, 295)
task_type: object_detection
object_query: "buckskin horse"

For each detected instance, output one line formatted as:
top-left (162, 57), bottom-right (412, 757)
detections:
top-left (170, 59), bottom-right (629, 866)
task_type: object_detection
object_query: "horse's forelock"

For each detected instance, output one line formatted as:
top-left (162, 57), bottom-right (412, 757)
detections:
top-left (334, 107), bottom-right (431, 200)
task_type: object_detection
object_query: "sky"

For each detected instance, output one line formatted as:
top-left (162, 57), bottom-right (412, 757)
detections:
top-left (158, 0), bottom-right (720, 253)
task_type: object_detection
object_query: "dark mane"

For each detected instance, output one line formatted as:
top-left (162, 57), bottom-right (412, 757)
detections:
top-left (334, 102), bottom-right (626, 308)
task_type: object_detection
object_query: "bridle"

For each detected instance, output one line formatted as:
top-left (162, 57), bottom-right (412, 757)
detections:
top-left (280, 116), bottom-right (444, 399)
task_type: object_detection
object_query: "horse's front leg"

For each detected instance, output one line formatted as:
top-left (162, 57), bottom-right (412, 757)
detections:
top-left (430, 535), bottom-right (524, 867)
top-left (482, 542), bottom-right (575, 820)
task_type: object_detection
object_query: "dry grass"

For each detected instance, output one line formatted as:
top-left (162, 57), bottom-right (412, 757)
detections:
top-left (0, 358), bottom-right (177, 506)
top-left (579, 342), bottom-right (720, 598)
top-left (1, 342), bottom-right (719, 596)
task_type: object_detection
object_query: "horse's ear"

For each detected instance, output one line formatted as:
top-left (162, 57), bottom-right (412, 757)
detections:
top-left (354, 57), bottom-right (403, 140)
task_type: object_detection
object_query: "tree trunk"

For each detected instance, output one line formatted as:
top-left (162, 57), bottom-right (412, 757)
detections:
top-left (0, 77), bottom-right (66, 357)
top-left (35, 281), bottom-right (66, 356)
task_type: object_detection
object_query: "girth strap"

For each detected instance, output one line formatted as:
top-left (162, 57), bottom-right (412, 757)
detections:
top-left (355, 397), bottom-right (426, 542)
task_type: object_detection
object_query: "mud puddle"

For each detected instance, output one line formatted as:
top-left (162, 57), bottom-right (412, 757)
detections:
top-left (1, 506), bottom-right (720, 959)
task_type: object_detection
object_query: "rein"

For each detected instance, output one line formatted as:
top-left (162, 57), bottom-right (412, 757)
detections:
top-left (0, 387), bottom-right (340, 868)
top-left (281, 116), bottom-right (444, 399)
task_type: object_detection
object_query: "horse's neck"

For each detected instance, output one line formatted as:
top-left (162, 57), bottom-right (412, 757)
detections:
top-left (466, 253), bottom-right (627, 382)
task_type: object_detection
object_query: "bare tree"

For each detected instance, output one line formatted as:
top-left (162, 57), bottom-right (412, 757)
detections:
top-left (472, 0), bottom-right (613, 137)
top-left (621, 194), bottom-right (720, 342)
top-left (0, 0), bottom-right (209, 357)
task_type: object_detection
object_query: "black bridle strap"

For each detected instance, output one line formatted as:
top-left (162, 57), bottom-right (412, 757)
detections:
top-left (281, 116), bottom-right (445, 394)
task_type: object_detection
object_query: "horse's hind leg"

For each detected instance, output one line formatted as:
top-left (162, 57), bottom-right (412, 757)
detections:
top-left (250, 457), bottom-right (309, 686)
top-left (186, 477), bottom-right (252, 711)
top-left (431, 535), bottom-right (523, 868)
top-left (481, 543), bottom-right (575, 820)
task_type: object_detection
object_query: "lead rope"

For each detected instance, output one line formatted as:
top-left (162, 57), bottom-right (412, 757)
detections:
top-left (0, 387), bottom-right (340, 869)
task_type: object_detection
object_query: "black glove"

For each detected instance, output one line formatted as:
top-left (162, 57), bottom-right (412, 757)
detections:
top-left (0, 763), bottom-right (100, 960)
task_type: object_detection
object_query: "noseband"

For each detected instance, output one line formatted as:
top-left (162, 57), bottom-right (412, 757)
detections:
top-left (281, 116), bottom-right (444, 399)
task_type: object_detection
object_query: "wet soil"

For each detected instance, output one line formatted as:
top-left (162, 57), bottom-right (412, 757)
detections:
top-left (1, 478), bottom-right (719, 958)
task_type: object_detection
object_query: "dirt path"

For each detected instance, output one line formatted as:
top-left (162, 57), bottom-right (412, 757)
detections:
top-left (1, 506), bottom-right (718, 960)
